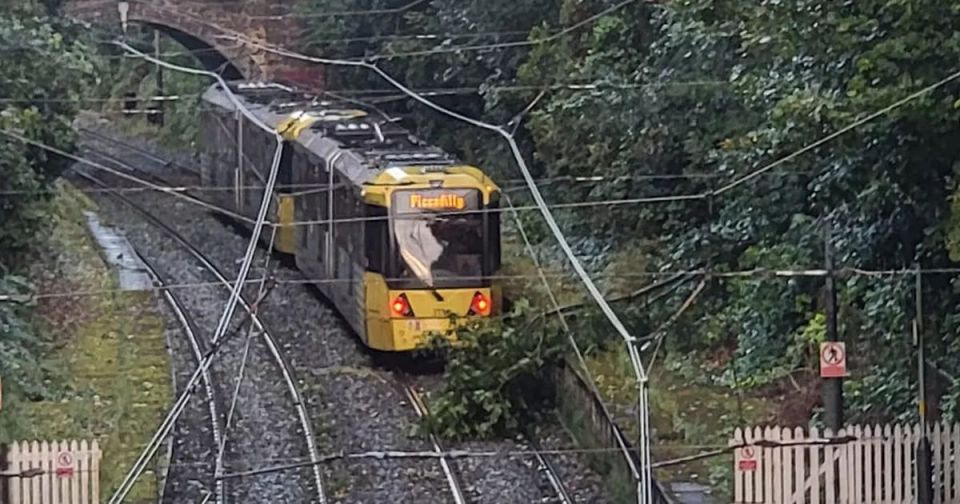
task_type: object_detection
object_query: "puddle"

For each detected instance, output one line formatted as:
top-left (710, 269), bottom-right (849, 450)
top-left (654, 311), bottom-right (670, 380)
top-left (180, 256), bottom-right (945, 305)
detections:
top-left (83, 211), bottom-right (154, 291)
top-left (669, 482), bottom-right (716, 504)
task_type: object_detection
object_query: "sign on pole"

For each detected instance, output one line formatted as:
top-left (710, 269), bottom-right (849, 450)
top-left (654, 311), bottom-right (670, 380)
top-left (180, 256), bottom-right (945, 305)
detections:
top-left (820, 341), bottom-right (846, 378)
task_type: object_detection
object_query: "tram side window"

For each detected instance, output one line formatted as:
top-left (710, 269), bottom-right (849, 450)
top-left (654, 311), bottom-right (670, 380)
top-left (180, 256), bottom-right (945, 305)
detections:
top-left (277, 142), bottom-right (294, 193)
top-left (364, 204), bottom-right (387, 274)
top-left (486, 200), bottom-right (502, 275)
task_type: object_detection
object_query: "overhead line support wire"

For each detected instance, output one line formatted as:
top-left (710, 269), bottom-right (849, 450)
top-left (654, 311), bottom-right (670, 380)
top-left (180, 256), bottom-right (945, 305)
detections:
top-left (217, 33), bottom-right (960, 504)
top-left (360, 0), bottom-right (641, 62)
top-left (0, 132), bottom-right (258, 225)
top-left (218, 37), bottom-right (649, 376)
top-left (105, 40), bottom-right (291, 504)
top-left (712, 68), bottom-right (960, 196)
top-left (249, 0), bottom-right (428, 20)
top-left (113, 41), bottom-right (328, 504)
top-left (221, 25), bottom-right (657, 504)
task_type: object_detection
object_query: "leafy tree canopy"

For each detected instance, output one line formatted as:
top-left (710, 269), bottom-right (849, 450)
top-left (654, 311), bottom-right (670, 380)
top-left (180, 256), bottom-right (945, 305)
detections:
top-left (300, 0), bottom-right (960, 422)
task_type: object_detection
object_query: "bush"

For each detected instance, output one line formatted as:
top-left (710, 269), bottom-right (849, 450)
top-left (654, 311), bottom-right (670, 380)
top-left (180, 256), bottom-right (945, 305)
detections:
top-left (422, 299), bottom-right (564, 439)
top-left (0, 276), bottom-right (50, 399)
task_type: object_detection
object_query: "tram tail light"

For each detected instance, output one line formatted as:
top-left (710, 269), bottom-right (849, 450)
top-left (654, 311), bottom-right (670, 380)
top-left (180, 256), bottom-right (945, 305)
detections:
top-left (468, 292), bottom-right (491, 316)
top-left (391, 294), bottom-right (414, 317)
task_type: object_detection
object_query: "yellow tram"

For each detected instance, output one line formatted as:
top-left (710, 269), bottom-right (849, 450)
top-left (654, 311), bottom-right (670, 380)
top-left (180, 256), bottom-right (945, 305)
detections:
top-left (198, 82), bottom-right (502, 351)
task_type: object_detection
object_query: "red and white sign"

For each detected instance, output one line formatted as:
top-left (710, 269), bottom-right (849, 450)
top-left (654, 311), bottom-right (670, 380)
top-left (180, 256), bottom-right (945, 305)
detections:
top-left (56, 451), bottom-right (74, 478)
top-left (738, 446), bottom-right (757, 471)
top-left (820, 341), bottom-right (846, 378)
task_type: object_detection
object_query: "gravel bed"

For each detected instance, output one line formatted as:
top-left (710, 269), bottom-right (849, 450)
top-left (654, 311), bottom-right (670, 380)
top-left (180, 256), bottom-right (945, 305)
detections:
top-left (75, 124), bottom-right (610, 503)
top-left (89, 192), bottom-right (313, 503)
top-left (536, 421), bottom-right (612, 503)
top-left (154, 299), bottom-right (220, 503)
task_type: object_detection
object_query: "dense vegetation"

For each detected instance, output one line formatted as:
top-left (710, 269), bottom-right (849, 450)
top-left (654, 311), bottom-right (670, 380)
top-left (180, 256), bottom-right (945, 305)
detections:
top-left (295, 0), bottom-right (960, 426)
top-left (0, 4), bottom-right (94, 398)
top-left (421, 300), bottom-right (563, 439)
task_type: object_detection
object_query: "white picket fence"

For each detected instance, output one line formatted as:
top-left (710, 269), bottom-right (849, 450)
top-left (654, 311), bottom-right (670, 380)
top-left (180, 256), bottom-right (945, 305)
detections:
top-left (4, 440), bottom-right (102, 504)
top-left (731, 424), bottom-right (960, 504)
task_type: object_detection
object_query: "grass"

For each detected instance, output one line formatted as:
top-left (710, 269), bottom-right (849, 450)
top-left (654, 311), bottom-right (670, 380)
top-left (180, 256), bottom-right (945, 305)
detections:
top-left (496, 225), bottom-right (779, 498)
top-left (584, 346), bottom-right (778, 498)
top-left (0, 181), bottom-right (172, 502)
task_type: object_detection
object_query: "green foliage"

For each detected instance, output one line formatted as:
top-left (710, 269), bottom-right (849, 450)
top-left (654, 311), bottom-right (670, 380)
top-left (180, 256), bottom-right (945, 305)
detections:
top-left (0, 11), bottom-right (92, 399)
top-left (92, 27), bottom-right (209, 149)
top-left (0, 13), bottom-right (95, 258)
top-left (518, 0), bottom-right (960, 421)
top-left (0, 276), bottom-right (49, 399)
top-left (422, 299), bottom-right (564, 439)
top-left (297, 0), bottom-right (558, 179)
top-left (295, 0), bottom-right (960, 423)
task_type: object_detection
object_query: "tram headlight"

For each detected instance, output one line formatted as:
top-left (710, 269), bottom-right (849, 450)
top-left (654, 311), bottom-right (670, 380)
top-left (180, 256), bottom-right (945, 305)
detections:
top-left (391, 294), bottom-right (414, 317)
top-left (468, 292), bottom-right (491, 316)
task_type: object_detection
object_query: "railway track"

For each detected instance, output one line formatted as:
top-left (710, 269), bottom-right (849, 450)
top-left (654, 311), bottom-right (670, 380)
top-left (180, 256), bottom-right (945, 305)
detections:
top-left (524, 430), bottom-right (575, 504)
top-left (138, 248), bottom-right (226, 504)
top-left (397, 378), bottom-right (470, 504)
top-left (74, 168), bottom-right (327, 504)
top-left (75, 123), bottom-right (609, 503)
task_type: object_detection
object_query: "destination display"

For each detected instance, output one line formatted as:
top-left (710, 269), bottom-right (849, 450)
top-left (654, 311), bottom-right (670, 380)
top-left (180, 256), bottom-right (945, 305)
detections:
top-left (395, 189), bottom-right (479, 212)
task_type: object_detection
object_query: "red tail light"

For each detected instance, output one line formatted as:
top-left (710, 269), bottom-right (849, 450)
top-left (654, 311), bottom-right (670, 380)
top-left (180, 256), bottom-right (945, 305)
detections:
top-left (469, 292), bottom-right (491, 316)
top-left (391, 294), bottom-right (414, 317)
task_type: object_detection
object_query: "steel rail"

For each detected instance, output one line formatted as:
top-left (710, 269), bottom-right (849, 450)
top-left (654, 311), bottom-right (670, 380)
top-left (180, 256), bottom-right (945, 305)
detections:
top-left (73, 165), bottom-right (326, 504)
top-left (140, 250), bottom-right (227, 504)
top-left (523, 431), bottom-right (574, 504)
top-left (78, 127), bottom-right (182, 169)
top-left (75, 169), bottom-right (226, 503)
top-left (400, 381), bottom-right (469, 504)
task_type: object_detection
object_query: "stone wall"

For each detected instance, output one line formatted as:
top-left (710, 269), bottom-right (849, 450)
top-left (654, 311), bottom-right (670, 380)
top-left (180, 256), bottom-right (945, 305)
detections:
top-left (65, 0), bottom-right (326, 89)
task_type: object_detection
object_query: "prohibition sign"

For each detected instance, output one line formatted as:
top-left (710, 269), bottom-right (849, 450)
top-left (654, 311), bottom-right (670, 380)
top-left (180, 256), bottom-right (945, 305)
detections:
top-left (56, 451), bottom-right (74, 478)
top-left (738, 446), bottom-right (757, 472)
top-left (820, 341), bottom-right (846, 378)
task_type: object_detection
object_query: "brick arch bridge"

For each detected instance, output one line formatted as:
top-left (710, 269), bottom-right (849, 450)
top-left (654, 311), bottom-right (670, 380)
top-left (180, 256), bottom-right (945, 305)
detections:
top-left (65, 0), bottom-right (326, 89)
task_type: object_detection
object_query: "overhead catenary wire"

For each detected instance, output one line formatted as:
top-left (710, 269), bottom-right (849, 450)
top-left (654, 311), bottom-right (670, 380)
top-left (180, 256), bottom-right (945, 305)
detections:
top-left (54, 10), bottom-right (960, 496)
top-left (710, 68), bottom-right (960, 197)
top-left (24, 11), bottom-right (953, 504)
top-left (109, 146), bottom-right (283, 504)
top-left (248, 0), bottom-right (429, 20)
top-left (7, 266), bottom-right (949, 303)
top-left (216, 30), bottom-right (960, 502)
top-left (641, 278), bottom-right (708, 371)
top-left (104, 40), bottom-right (290, 504)
top-left (211, 25), bottom-right (660, 503)
top-left (114, 41), bottom-right (329, 504)
top-left (210, 37), bottom-right (960, 230)
top-left (359, 0), bottom-right (641, 62)
top-left (0, 80), bottom-right (724, 106)
top-left (0, 130), bottom-right (259, 225)
top-left (0, 128), bottom-right (694, 225)
top-left (209, 434), bottom-right (861, 480)
top-left (0, 167), bottom-right (810, 196)
top-left (498, 87), bottom-right (641, 479)
top-left (7, 92), bottom-right (956, 279)
top-left (52, 10), bottom-right (960, 493)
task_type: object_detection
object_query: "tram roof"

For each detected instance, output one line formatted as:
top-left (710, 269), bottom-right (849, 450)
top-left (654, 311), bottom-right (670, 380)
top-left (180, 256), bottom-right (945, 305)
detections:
top-left (200, 81), bottom-right (496, 191)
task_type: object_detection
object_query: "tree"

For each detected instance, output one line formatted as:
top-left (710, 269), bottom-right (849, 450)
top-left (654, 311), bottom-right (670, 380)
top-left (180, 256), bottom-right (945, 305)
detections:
top-left (523, 0), bottom-right (960, 421)
top-left (0, 13), bottom-right (94, 257)
top-left (0, 9), bottom-right (94, 397)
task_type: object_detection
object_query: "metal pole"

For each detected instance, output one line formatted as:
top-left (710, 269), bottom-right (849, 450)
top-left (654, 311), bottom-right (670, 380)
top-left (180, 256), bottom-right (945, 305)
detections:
top-left (823, 222), bottom-right (843, 431)
top-left (915, 264), bottom-right (933, 504)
